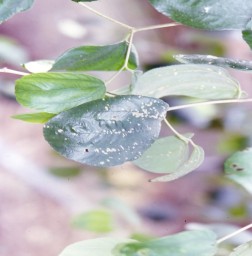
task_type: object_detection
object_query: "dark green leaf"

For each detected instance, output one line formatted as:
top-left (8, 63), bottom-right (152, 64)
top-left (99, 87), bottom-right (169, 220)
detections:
top-left (43, 96), bottom-right (168, 167)
top-left (12, 112), bottom-right (55, 123)
top-left (0, 0), bottom-right (34, 23)
top-left (243, 30), bottom-right (252, 50)
top-left (224, 148), bottom-right (252, 194)
top-left (113, 230), bottom-right (217, 256)
top-left (174, 54), bottom-right (252, 71)
top-left (134, 134), bottom-right (191, 173)
top-left (15, 72), bottom-right (106, 114)
top-left (148, 0), bottom-right (252, 30)
top-left (51, 42), bottom-right (138, 71)
top-left (150, 145), bottom-right (204, 182)
top-left (59, 238), bottom-right (135, 256)
top-left (132, 64), bottom-right (241, 100)
top-left (72, 209), bottom-right (114, 233)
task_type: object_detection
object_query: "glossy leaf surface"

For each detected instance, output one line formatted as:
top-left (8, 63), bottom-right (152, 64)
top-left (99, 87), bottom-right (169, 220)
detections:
top-left (12, 112), bottom-right (55, 123)
top-left (114, 230), bottom-right (217, 256)
top-left (59, 238), bottom-right (134, 256)
top-left (148, 0), bottom-right (252, 30)
top-left (0, 0), bottom-right (34, 23)
top-left (132, 64), bottom-right (241, 100)
top-left (151, 145), bottom-right (204, 182)
top-left (43, 96), bottom-right (168, 167)
top-left (174, 54), bottom-right (252, 71)
top-left (230, 241), bottom-right (252, 256)
top-left (52, 42), bottom-right (138, 71)
top-left (15, 72), bottom-right (106, 113)
top-left (72, 209), bottom-right (113, 233)
top-left (134, 135), bottom-right (190, 173)
top-left (243, 30), bottom-right (252, 50)
top-left (23, 60), bottom-right (54, 73)
top-left (224, 148), bottom-right (252, 194)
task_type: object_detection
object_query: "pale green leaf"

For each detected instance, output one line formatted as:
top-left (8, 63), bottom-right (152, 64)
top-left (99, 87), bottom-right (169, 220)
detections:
top-left (114, 230), bottom-right (217, 256)
top-left (148, 0), bottom-right (252, 30)
top-left (59, 238), bottom-right (134, 256)
top-left (134, 134), bottom-right (191, 174)
top-left (132, 64), bottom-right (241, 100)
top-left (0, 0), bottom-right (34, 23)
top-left (230, 241), bottom-right (252, 256)
top-left (174, 54), bottom-right (252, 71)
top-left (72, 209), bottom-right (114, 233)
top-left (150, 145), bottom-right (204, 182)
top-left (15, 72), bottom-right (106, 114)
top-left (43, 96), bottom-right (168, 167)
top-left (224, 148), bottom-right (252, 194)
top-left (51, 42), bottom-right (138, 71)
top-left (12, 112), bottom-right (55, 123)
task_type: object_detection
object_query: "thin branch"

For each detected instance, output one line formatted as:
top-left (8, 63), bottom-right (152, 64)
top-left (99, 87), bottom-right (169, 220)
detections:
top-left (168, 98), bottom-right (252, 112)
top-left (79, 2), bottom-right (133, 30)
top-left (163, 119), bottom-right (189, 144)
top-left (135, 22), bottom-right (180, 32)
top-left (217, 223), bottom-right (252, 244)
top-left (124, 30), bottom-right (135, 70)
top-left (0, 67), bottom-right (29, 76)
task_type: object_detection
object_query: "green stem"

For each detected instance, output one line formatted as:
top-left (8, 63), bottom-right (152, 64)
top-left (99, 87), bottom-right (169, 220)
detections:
top-left (0, 67), bottom-right (29, 76)
top-left (168, 98), bottom-right (252, 112)
top-left (217, 223), bottom-right (252, 244)
top-left (79, 2), bottom-right (133, 30)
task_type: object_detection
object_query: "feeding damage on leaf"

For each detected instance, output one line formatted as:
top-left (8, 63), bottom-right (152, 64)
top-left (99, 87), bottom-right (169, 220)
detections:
top-left (43, 95), bottom-right (169, 167)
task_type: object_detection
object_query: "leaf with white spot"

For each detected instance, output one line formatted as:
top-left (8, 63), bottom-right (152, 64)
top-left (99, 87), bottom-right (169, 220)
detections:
top-left (134, 134), bottom-right (192, 173)
top-left (150, 145), bottom-right (204, 182)
top-left (230, 240), bottom-right (252, 256)
top-left (148, 0), bottom-right (252, 30)
top-left (174, 54), bottom-right (252, 72)
top-left (43, 96), bottom-right (168, 167)
top-left (131, 64), bottom-right (241, 100)
top-left (224, 148), bottom-right (252, 194)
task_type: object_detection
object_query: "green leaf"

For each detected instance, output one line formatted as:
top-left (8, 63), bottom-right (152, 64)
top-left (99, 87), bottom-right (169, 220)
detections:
top-left (72, 209), bottom-right (114, 233)
top-left (23, 60), bottom-right (54, 73)
top-left (49, 166), bottom-right (82, 178)
top-left (51, 42), bottom-right (138, 71)
top-left (230, 241), bottom-right (252, 256)
top-left (59, 238), bottom-right (134, 256)
top-left (113, 230), bottom-right (217, 256)
top-left (134, 134), bottom-right (191, 174)
top-left (148, 0), bottom-right (252, 30)
top-left (243, 30), bottom-right (252, 50)
top-left (15, 72), bottom-right (106, 114)
top-left (0, 0), bottom-right (34, 23)
top-left (224, 148), bottom-right (252, 194)
top-left (132, 64), bottom-right (241, 100)
top-left (43, 95), bottom-right (168, 167)
top-left (12, 112), bottom-right (55, 123)
top-left (150, 145), bottom-right (204, 182)
top-left (174, 54), bottom-right (252, 71)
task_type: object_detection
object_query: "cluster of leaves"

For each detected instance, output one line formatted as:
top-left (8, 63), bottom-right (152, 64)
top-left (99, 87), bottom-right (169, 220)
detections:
top-left (2, 0), bottom-right (252, 255)
top-left (3, 0), bottom-right (251, 183)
